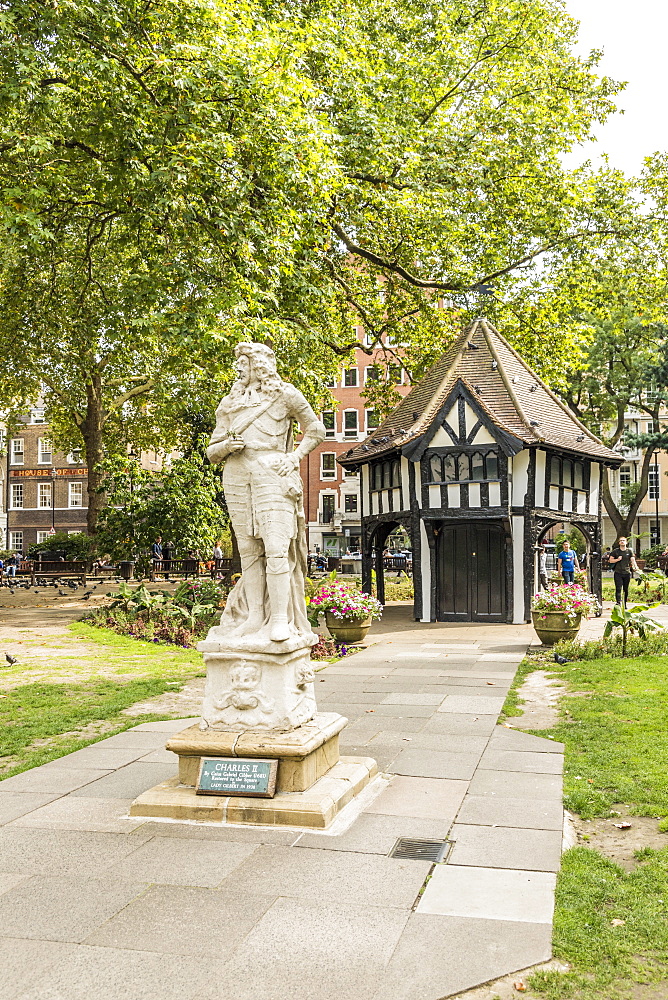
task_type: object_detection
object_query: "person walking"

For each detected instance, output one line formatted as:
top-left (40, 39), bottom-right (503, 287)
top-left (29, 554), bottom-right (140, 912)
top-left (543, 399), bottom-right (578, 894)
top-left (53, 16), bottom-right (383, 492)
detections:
top-left (538, 544), bottom-right (550, 590)
top-left (608, 536), bottom-right (637, 606)
top-left (557, 540), bottom-right (579, 584)
top-left (151, 536), bottom-right (162, 579)
top-left (162, 539), bottom-right (174, 579)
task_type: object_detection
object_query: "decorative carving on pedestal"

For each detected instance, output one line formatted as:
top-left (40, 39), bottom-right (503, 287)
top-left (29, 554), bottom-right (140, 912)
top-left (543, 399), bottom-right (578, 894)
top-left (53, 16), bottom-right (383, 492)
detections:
top-left (196, 342), bottom-right (326, 733)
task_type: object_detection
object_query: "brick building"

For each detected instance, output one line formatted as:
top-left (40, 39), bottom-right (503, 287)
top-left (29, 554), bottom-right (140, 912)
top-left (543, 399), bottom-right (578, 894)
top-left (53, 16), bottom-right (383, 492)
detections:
top-left (299, 340), bottom-right (410, 556)
top-left (4, 406), bottom-right (88, 553)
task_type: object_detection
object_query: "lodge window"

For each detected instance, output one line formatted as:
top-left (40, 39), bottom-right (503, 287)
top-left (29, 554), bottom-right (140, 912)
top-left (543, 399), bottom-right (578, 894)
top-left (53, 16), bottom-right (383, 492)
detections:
top-left (428, 450), bottom-right (499, 483)
top-left (550, 456), bottom-right (586, 488)
top-left (322, 412), bottom-right (336, 439)
top-left (370, 459), bottom-right (400, 491)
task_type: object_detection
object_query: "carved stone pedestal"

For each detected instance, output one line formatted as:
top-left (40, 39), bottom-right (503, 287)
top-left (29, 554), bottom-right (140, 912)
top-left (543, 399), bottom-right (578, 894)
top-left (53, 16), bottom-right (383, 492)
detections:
top-left (196, 632), bottom-right (317, 732)
top-left (130, 713), bottom-right (378, 829)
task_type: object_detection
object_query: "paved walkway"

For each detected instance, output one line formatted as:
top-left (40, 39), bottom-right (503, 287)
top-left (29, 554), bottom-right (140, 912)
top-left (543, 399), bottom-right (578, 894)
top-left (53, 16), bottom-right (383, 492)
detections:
top-left (0, 610), bottom-right (565, 1000)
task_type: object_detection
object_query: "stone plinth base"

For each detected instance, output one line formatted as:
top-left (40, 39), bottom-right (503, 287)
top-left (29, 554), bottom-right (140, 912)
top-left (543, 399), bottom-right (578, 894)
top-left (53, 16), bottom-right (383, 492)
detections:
top-left (129, 757), bottom-right (377, 829)
top-left (165, 713), bottom-right (347, 793)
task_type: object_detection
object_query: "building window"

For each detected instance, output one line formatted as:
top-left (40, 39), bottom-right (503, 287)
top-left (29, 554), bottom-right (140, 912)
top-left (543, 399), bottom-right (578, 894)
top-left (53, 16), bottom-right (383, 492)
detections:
top-left (649, 464), bottom-right (660, 501)
top-left (10, 438), bottom-right (24, 465)
top-left (31, 408), bottom-right (46, 424)
top-left (365, 366), bottom-right (380, 384)
top-left (321, 453), bottom-right (337, 480)
top-left (550, 456), bottom-right (585, 488)
top-left (429, 450), bottom-right (499, 483)
top-left (387, 364), bottom-right (403, 385)
top-left (366, 409), bottom-right (379, 431)
top-left (371, 459), bottom-right (400, 490)
top-left (321, 494), bottom-right (336, 523)
top-left (324, 374), bottom-right (338, 388)
top-left (67, 448), bottom-right (83, 465)
top-left (651, 521), bottom-right (661, 546)
top-left (38, 438), bottom-right (52, 464)
top-left (9, 531), bottom-right (23, 551)
top-left (648, 420), bottom-right (660, 434)
top-left (619, 465), bottom-right (632, 489)
top-left (68, 482), bottom-right (84, 507)
top-left (11, 483), bottom-right (24, 508)
top-left (343, 368), bottom-right (358, 388)
top-left (36, 530), bottom-right (51, 544)
top-left (38, 483), bottom-right (52, 508)
top-left (322, 412), bottom-right (336, 439)
top-left (343, 410), bottom-right (358, 439)
top-left (344, 494), bottom-right (358, 513)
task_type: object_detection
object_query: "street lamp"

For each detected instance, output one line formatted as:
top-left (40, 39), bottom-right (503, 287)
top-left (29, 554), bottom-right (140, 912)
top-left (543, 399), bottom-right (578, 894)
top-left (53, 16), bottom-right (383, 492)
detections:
top-left (50, 467), bottom-right (57, 535)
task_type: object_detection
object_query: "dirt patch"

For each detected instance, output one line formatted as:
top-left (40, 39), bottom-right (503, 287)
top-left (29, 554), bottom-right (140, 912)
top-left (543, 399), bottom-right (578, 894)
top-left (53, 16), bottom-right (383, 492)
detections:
top-left (447, 960), bottom-right (569, 999)
top-left (123, 678), bottom-right (205, 717)
top-left (570, 805), bottom-right (668, 871)
top-left (505, 669), bottom-right (567, 729)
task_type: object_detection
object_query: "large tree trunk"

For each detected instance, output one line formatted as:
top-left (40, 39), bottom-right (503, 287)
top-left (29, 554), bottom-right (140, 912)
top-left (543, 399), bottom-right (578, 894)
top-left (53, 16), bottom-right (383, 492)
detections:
top-left (601, 445), bottom-right (657, 545)
top-left (80, 377), bottom-right (106, 536)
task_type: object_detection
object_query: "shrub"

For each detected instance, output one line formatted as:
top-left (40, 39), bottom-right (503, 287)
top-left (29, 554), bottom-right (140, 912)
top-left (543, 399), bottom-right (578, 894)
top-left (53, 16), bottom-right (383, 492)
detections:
top-left (554, 629), bottom-right (668, 661)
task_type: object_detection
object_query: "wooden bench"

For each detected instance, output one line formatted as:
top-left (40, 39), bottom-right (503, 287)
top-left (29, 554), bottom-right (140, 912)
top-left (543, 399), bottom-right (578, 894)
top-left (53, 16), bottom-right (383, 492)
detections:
top-left (30, 560), bottom-right (88, 585)
top-left (149, 558), bottom-right (201, 582)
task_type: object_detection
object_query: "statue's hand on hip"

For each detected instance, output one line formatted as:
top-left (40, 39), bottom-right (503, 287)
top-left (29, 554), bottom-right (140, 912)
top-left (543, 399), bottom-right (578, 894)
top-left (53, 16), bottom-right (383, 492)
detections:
top-left (274, 453), bottom-right (299, 476)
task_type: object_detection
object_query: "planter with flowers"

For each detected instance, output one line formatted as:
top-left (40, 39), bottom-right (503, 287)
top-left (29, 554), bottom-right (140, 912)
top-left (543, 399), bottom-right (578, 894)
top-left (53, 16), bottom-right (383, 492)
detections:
top-left (531, 584), bottom-right (599, 645)
top-left (308, 581), bottom-right (383, 643)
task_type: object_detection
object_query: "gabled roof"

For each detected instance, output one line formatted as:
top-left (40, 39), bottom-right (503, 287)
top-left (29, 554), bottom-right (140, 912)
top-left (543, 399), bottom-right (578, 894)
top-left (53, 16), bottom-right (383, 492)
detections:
top-left (340, 318), bottom-right (621, 466)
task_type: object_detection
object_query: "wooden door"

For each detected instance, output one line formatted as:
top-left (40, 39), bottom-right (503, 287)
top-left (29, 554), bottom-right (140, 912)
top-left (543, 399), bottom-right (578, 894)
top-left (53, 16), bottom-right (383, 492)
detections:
top-left (436, 522), bottom-right (506, 622)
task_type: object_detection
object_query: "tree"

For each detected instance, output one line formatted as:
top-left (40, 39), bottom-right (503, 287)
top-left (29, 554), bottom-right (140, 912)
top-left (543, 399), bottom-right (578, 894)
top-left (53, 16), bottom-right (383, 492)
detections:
top-left (0, 0), bottom-right (632, 506)
top-left (95, 452), bottom-right (229, 561)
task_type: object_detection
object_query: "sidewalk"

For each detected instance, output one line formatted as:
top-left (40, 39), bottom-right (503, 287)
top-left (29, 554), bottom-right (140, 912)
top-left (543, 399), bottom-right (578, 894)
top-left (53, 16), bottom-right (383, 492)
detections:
top-left (0, 608), bottom-right (564, 1000)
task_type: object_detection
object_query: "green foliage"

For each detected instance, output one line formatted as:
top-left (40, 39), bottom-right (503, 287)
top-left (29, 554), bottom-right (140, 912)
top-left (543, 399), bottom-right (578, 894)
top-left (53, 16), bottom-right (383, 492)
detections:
top-left (640, 545), bottom-right (665, 569)
top-left (603, 601), bottom-right (663, 656)
top-left (555, 628), bottom-right (668, 661)
top-left (95, 453), bottom-right (228, 559)
top-left (554, 528), bottom-right (587, 555)
top-left (28, 531), bottom-right (95, 561)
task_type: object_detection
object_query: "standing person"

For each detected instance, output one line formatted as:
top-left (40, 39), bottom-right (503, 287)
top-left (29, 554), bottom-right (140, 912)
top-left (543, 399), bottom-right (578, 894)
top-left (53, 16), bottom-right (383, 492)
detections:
top-left (162, 539), bottom-right (174, 579)
top-left (151, 536), bottom-right (162, 567)
top-left (537, 544), bottom-right (549, 590)
top-left (557, 540), bottom-right (579, 584)
top-left (608, 536), bottom-right (637, 606)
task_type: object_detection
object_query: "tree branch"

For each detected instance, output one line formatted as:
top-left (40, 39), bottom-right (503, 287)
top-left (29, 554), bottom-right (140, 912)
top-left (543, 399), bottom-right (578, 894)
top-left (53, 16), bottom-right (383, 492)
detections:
top-left (110, 381), bottom-right (155, 410)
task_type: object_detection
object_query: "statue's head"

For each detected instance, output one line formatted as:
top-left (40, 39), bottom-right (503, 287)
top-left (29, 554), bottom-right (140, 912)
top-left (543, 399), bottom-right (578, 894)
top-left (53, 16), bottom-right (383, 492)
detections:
top-left (232, 342), bottom-right (282, 394)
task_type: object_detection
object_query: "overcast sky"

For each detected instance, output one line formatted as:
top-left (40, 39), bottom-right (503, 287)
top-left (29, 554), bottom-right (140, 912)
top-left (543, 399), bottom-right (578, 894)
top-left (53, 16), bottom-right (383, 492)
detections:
top-left (564, 0), bottom-right (668, 176)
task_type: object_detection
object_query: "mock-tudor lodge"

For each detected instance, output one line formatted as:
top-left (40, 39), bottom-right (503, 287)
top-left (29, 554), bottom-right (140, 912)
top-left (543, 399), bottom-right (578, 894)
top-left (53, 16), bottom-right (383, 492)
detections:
top-left (339, 319), bottom-right (622, 624)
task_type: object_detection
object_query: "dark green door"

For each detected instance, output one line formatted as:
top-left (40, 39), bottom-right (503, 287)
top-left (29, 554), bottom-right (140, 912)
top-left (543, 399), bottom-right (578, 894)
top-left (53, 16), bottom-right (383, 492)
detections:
top-left (437, 522), bottom-right (506, 622)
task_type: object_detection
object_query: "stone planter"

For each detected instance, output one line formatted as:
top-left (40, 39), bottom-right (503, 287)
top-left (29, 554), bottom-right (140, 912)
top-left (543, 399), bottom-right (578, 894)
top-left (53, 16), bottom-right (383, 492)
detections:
top-left (531, 610), bottom-right (582, 645)
top-left (325, 612), bottom-right (372, 644)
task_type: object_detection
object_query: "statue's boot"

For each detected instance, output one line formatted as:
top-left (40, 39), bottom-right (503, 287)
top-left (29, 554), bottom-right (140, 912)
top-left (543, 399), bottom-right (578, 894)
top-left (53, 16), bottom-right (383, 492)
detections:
top-left (267, 568), bottom-right (291, 641)
top-left (231, 559), bottom-right (265, 636)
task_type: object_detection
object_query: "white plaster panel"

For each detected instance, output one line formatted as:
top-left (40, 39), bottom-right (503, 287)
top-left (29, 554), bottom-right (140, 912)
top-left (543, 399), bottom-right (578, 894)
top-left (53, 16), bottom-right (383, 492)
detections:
top-left (446, 403), bottom-right (459, 428)
top-left (429, 485), bottom-right (441, 508)
top-left (401, 456), bottom-right (410, 510)
top-left (419, 519), bottom-right (431, 621)
top-left (393, 488), bottom-right (402, 510)
top-left (468, 483), bottom-right (481, 506)
top-left (361, 465), bottom-right (369, 518)
top-left (589, 463), bottom-right (600, 513)
top-left (535, 450), bottom-right (546, 506)
top-left (429, 425), bottom-right (451, 447)
top-left (472, 426), bottom-right (496, 444)
top-left (489, 482), bottom-right (501, 506)
top-left (512, 515), bottom-right (525, 624)
top-left (371, 492), bottom-right (379, 515)
top-left (549, 486), bottom-right (560, 510)
top-left (577, 491), bottom-right (587, 513)
top-left (447, 484), bottom-right (461, 508)
top-left (563, 489), bottom-right (573, 513)
top-left (512, 451), bottom-right (530, 506)
top-left (464, 402), bottom-right (477, 436)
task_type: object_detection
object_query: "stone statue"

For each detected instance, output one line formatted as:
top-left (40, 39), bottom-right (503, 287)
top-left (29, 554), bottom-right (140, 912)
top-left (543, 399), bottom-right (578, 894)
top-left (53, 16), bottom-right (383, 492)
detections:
top-left (206, 341), bottom-right (326, 643)
top-left (197, 342), bottom-right (326, 731)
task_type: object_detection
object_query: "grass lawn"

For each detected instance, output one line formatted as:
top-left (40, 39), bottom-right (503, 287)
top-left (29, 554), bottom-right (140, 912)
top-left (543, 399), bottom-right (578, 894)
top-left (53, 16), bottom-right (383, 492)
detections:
top-left (0, 623), bottom-right (205, 779)
top-left (504, 651), bottom-right (668, 999)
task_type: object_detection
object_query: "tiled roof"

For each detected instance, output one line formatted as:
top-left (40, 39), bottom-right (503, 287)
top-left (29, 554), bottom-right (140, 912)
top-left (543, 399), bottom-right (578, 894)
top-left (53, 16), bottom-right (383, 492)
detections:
top-left (340, 318), bottom-right (621, 465)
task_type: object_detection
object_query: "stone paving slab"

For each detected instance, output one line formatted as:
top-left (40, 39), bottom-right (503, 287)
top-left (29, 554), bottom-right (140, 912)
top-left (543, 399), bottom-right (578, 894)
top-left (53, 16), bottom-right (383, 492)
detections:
top-left (489, 728), bottom-right (564, 754)
top-left (0, 874), bottom-right (149, 942)
top-left (104, 835), bottom-right (259, 887)
top-left (194, 898), bottom-right (410, 1000)
top-left (68, 761), bottom-right (179, 799)
top-left (438, 694), bottom-right (507, 714)
top-left (449, 824), bottom-right (563, 872)
top-left (9, 795), bottom-right (147, 833)
top-left (478, 748), bottom-right (564, 775)
top-left (0, 768), bottom-right (113, 795)
top-left (0, 938), bottom-right (79, 1000)
top-left (219, 844), bottom-right (430, 908)
top-left (468, 768), bottom-right (562, 798)
top-left (0, 828), bottom-right (151, 877)
top-left (391, 748), bottom-right (480, 780)
top-left (85, 885), bottom-right (276, 957)
top-left (295, 813), bottom-right (449, 855)
top-left (0, 791), bottom-right (61, 825)
top-left (456, 794), bottom-right (564, 830)
top-left (370, 914), bottom-right (552, 1000)
top-left (417, 865), bottom-right (556, 923)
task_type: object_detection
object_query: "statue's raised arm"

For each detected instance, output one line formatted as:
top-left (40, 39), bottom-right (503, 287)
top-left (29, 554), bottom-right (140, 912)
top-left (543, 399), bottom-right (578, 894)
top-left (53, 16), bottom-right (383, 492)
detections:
top-left (207, 342), bottom-right (325, 643)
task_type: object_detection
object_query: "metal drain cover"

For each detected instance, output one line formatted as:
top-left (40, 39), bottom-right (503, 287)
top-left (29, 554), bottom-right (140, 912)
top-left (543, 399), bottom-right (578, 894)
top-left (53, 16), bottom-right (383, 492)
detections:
top-left (389, 838), bottom-right (450, 862)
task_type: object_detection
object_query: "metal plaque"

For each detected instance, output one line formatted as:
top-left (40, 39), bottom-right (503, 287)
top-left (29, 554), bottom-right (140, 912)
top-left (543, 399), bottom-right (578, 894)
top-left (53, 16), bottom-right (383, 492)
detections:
top-left (196, 757), bottom-right (278, 798)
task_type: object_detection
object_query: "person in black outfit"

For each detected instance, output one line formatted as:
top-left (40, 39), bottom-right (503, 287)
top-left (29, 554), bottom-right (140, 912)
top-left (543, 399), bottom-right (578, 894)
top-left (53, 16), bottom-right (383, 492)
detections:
top-left (608, 536), bottom-right (637, 605)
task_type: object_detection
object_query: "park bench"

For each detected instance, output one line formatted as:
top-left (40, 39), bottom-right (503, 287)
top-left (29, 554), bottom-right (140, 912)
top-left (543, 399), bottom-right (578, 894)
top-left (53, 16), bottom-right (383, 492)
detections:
top-left (30, 560), bottom-right (88, 585)
top-left (149, 558), bottom-right (201, 582)
top-left (383, 555), bottom-right (412, 577)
